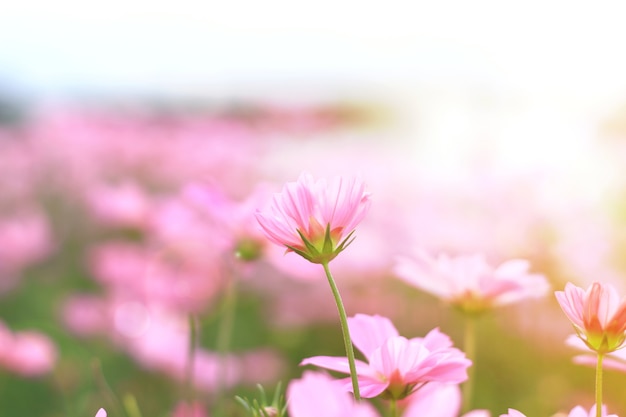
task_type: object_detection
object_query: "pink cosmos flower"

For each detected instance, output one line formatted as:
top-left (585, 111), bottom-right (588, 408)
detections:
top-left (255, 173), bottom-right (371, 264)
top-left (95, 409), bottom-right (107, 417)
top-left (288, 373), bottom-right (486, 417)
top-left (287, 371), bottom-right (379, 417)
top-left (301, 314), bottom-right (470, 399)
top-left (0, 321), bottom-right (57, 376)
top-left (394, 250), bottom-right (549, 314)
top-left (500, 405), bottom-right (617, 417)
top-left (555, 282), bottom-right (626, 353)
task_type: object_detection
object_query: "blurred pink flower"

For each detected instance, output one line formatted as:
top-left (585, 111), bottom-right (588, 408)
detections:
top-left (500, 405), bottom-right (617, 417)
top-left (255, 173), bottom-right (371, 264)
top-left (0, 211), bottom-right (54, 293)
top-left (62, 295), bottom-right (110, 336)
top-left (287, 371), bottom-right (379, 417)
top-left (29, 110), bottom-right (265, 195)
top-left (0, 139), bottom-right (42, 201)
top-left (95, 409), bottom-right (107, 417)
top-left (147, 196), bottom-right (231, 258)
top-left (63, 297), bottom-right (283, 392)
top-left (0, 321), bottom-right (57, 376)
top-left (88, 242), bottom-right (223, 313)
top-left (85, 181), bottom-right (151, 229)
top-left (555, 282), bottom-right (626, 353)
top-left (171, 401), bottom-right (209, 417)
top-left (394, 250), bottom-right (549, 314)
top-left (183, 182), bottom-right (271, 262)
top-left (301, 314), bottom-right (470, 399)
top-left (566, 334), bottom-right (626, 373)
top-left (403, 382), bottom-right (489, 417)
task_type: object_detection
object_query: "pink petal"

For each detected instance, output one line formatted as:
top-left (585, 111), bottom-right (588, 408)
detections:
top-left (369, 336), bottom-right (428, 380)
top-left (494, 259), bottom-right (530, 276)
top-left (348, 314), bottom-right (399, 360)
top-left (555, 283), bottom-right (585, 329)
top-left (394, 251), bottom-right (451, 300)
top-left (396, 251), bottom-right (548, 309)
top-left (300, 356), bottom-right (373, 377)
top-left (255, 173), bottom-right (370, 253)
top-left (573, 354), bottom-right (626, 373)
top-left (355, 379), bottom-right (388, 398)
top-left (416, 327), bottom-right (454, 351)
top-left (500, 409), bottom-right (526, 417)
top-left (479, 279), bottom-right (524, 302)
top-left (402, 383), bottom-right (461, 417)
top-left (493, 272), bottom-right (549, 305)
top-left (287, 371), bottom-right (379, 417)
top-left (567, 405), bottom-right (590, 417)
top-left (335, 376), bottom-right (390, 398)
top-left (405, 347), bottom-right (471, 385)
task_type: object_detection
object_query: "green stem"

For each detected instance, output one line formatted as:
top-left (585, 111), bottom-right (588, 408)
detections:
top-left (184, 313), bottom-right (198, 402)
top-left (596, 353), bottom-right (604, 417)
top-left (215, 274), bottom-right (237, 398)
top-left (92, 359), bottom-right (127, 417)
top-left (461, 315), bottom-right (476, 413)
top-left (123, 394), bottom-right (143, 417)
top-left (389, 398), bottom-right (399, 417)
top-left (322, 261), bottom-right (361, 401)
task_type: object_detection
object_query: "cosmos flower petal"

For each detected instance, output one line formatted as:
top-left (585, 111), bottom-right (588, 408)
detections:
top-left (556, 281), bottom-right (626, 353)
top-left (301, 315), bottom-right (470, 401)
top-left (300, 356), bottom-right (374, 377)
top-left (287, 371), bottom-right (380, 417)
top-left (256, 173), bottom-right (370, 263)
top-left (395, 250), bottom-right (548, 313)
top-left (500, 409), bottom-right (526, 417)
top-left (348, 314), bottom-right (399, 360)
top-left (402, 382), bottom-right (461, 417)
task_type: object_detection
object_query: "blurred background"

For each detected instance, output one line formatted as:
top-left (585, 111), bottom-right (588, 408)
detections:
top-left (2, 1), bottom-right (626, 416)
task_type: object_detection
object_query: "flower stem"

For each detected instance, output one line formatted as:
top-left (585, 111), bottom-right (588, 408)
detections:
top-left (215, 273), bottom-right (237, 398)
top-left (322, 261), bottom-right (361, 401)
top-left (184, 313), bottom-right (198, 402)
top-left (596, 352), bottom-right (604, 417)
top-left (389, 399), bottom-right (399, 417)
top-left (462, 315), bottom-right (476, 413)
top-left (92, 359), bottom-right (127, 417)
top-left (123, 394), bottom-right (143, 417)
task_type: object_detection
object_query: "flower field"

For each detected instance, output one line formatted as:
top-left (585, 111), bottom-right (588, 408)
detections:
top-left (1, 97), bottom-right (626, 416)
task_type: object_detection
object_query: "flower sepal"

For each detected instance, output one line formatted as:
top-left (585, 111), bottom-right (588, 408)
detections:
top-left (582, 330), bottom-right (626, 355)
top-left (379, 377), bottom-right (424, 401)
top-left (286, 224), bottom-right (356, 264)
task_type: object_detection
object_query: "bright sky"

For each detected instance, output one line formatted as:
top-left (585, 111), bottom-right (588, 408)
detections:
top-left (1, 0), bottom-right (625, 199)
top-left (2, 0), bottom-right (626, 105)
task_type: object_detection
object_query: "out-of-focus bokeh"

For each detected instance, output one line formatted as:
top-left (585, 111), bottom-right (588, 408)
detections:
top-left (2, 2), bottom-right (626, 416)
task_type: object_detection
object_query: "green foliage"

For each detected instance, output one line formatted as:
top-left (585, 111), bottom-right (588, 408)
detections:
top-left (235, 383), bottom-right (287, 417)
